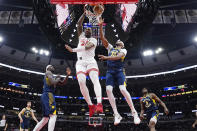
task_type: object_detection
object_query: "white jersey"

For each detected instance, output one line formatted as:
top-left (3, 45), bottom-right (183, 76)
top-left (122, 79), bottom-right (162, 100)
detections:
top-left (77, 32), bottom-right (97, 60)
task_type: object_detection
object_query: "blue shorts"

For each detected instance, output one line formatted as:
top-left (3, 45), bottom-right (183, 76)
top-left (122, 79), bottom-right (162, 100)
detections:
top-left (146, 110), bottom-right (160, 124)
top-left (41, 92), bottom-right (56, 117)
top-left (20, 120), bottom-right (30, 129)
top-left (106, 70), bottom-right (126, 87)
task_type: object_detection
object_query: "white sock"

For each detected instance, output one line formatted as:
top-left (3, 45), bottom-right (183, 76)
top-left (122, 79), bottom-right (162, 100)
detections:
top-left (33, 117), bottom-right (49, 131)
top-left (48, 115), bottom-right (57, 131)
top-left (77, 73), bottom-right (93, 105)
top-left (106, 86), bottom-right (119, 115)
top-left (89, 71), bottom-right (102, 104)
top-left (119, 85), bottom-right (136, 113)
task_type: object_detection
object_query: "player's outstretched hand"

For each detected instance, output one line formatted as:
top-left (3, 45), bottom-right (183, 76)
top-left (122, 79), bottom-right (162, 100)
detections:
top-left (66, 67), bottom-right (71, 76)
top-left (20, 119), bottom-right (23, 123)
top-left (98, 55), bottom-right (108, 60)
top-left (140, 114), bottom-right (144, 120)
top-left (98, 18), bottom-right (104, 25)
top-left (164, 108), bottom-right (169, 115)
top-left (65, 45), bottom-right (73, 52)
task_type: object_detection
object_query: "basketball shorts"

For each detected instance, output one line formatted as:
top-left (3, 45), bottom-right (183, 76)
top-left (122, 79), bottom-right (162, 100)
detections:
top-left (20, 120), bottom-right (30, 129)
top-left (146, 110), bottom-right (160, 124)
top-left (106, 70), bottom-right (126, 87)
top-left (76, 58), bottom-right (99, 76)
top-left (41, 92), bottom-right (56, 117)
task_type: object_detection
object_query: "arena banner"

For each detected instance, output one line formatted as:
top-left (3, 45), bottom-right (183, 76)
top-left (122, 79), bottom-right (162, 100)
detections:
top-left (174, 10), bottom-right (188, 23)
top-left (162, 10), bottom-right (174, 24)
top-left (51, 0), bottom-right (139, 4)
top-left (0, 11), bottom-right (10, 24)
top-left (153, 10), bottom-right (163, 24)
top-left (22, 11), bottom-right (34, 24)
top-left (9, 11), bottom-right (22, 24)
top-left (33, 14), bottom-right (39, 24)
top-left (186, 9), bottom-right (197, 23)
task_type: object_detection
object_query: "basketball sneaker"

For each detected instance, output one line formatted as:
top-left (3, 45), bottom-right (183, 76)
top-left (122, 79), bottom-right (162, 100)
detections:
top-left (132, 111), bottom-right (141, 124)
top-left (88, 105), bottom-right (96, 117)
top-left (114, 114), bottom-right (122, 126)
top-left (95, 103), bottom-right (103, 113)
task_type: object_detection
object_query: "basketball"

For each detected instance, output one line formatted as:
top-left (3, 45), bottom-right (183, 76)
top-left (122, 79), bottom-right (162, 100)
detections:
top-left (93, 4), bottom-right (104, 16)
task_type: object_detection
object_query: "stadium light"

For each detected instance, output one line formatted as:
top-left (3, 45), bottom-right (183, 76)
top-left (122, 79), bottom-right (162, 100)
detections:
top-left (44, 50), bottom-right (49, 56)
top-left (0, 36), bottom-right (3, 42)
top-left (143, 50), bottom-right (154, 56)
top-left (155, 47), bottom-right (163, 54)
top-left (194, 36), bottom-right (197, 42)
top-left (39, 49), bottom-right (44, 55)
top-left (32, 47), bottom-right (39, 54)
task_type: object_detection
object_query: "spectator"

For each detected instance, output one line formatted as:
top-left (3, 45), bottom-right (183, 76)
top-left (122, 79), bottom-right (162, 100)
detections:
top-left (0, 114), bottom-right (8, 131)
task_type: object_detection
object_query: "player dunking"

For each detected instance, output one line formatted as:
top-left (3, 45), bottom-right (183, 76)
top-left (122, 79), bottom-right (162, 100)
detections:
top-left (140, 88), bottom-right (169, 131)
top-left (99, 21), bottom-right (140, 125)
top-left (65, 7), bottom-right (103, 117)
top-left (18, 101), bottom-right (38, 131)
top-left (33, 65), bottom-right (71, 131)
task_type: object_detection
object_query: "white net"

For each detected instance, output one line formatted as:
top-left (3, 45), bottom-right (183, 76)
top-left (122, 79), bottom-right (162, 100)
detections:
top-left (86, 10), bottom-right (100, 25)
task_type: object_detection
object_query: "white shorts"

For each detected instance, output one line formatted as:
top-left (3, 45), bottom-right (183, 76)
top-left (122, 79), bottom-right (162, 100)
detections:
top-left (76, 58), bottom-right (99, 76)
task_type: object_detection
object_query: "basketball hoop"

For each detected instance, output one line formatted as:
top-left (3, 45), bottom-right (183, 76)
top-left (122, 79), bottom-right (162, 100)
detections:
top-left (85, 4), bottom-right (104, 25)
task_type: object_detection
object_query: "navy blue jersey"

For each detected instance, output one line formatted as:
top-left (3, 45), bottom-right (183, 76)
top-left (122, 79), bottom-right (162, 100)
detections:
top-left (107, 44), bottom-right (127, 71)
top-left (141, 94), bottom-right (158, 113)
top-left (43, 75), bottom-right (55, 94)
top-left (22, 108), bottom-right (32, 121)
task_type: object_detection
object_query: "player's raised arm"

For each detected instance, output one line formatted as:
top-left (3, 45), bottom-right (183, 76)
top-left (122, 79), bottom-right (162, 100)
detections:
top-left (77, 10), bottom-right (86, 37)
top-left (31, 110), bottom-right (39, 123)
top-left (151, 93), bottom-right (169, 115)
top-left (46, 71), bottom-right (60, 86)
top-left (18, 108), bottom-right (25, 123)
top-left (98, 52), bottom-right (125, 61)
top-left (99, 20), bottom-right (109, 49)
top-left (58, 67), bottom-right (71, 86)
top-left (140, 100), bottom-right (145, 120)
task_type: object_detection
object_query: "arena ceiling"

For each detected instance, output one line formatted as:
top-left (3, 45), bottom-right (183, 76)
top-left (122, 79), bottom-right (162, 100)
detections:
top-left (0, 0), bottom-right (197, 60)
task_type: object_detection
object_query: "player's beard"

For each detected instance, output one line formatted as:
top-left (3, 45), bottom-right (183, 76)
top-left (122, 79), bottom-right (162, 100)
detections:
top-left (143, 91), bottom-right (148, 95)
top-left (85, 34), bottom-right (91, 38)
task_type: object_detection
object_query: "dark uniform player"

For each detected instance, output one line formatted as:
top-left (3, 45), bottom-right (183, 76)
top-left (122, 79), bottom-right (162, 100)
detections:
top-left (18, 101), bottom-right (38, 131)
top-left (99, 20), bottom-right (140, 125)
top-left (33, 65), bottom-right (71, 131)
top-left (140, 88), bottom-right (169, 131)
top-left (192, 105), bottom-right (197, 128)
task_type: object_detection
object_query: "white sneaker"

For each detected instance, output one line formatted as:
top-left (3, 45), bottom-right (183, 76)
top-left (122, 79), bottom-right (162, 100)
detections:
top-left (132, 111), bottom-right (141, 125)
top-left (114, 114), bottom-right (122, 126)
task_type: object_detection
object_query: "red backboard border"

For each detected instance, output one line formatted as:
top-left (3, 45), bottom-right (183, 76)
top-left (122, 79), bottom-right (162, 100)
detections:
top-left (51, 0), bottom-right (139, 4)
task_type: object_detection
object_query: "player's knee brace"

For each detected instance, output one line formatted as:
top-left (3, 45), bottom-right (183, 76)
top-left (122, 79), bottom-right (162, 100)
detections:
top-left (106, 86), bottom-right (113, 93)
top-left (77, 74), bottom-right (86, 86)
top-left (50, 115), bottom-right (57, 122)
top-left (119, 85), bottom-right (127, 93)
top-left (89, 71), bottom-right (99, 83)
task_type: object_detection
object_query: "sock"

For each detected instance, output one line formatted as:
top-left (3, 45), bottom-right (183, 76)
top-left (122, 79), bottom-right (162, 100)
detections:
top-left (106, 86), bottom-right (119, 115)
top-left (33, 117), bottom-right (49, 131)
top-left (77, 73), bottom-right (93, 105)
top-left (119, 85), bottom-right (136, 113)
top-left (89, 71), bottom-right (102, 104)
top-left (48, 115), bottom-right (57, 131)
